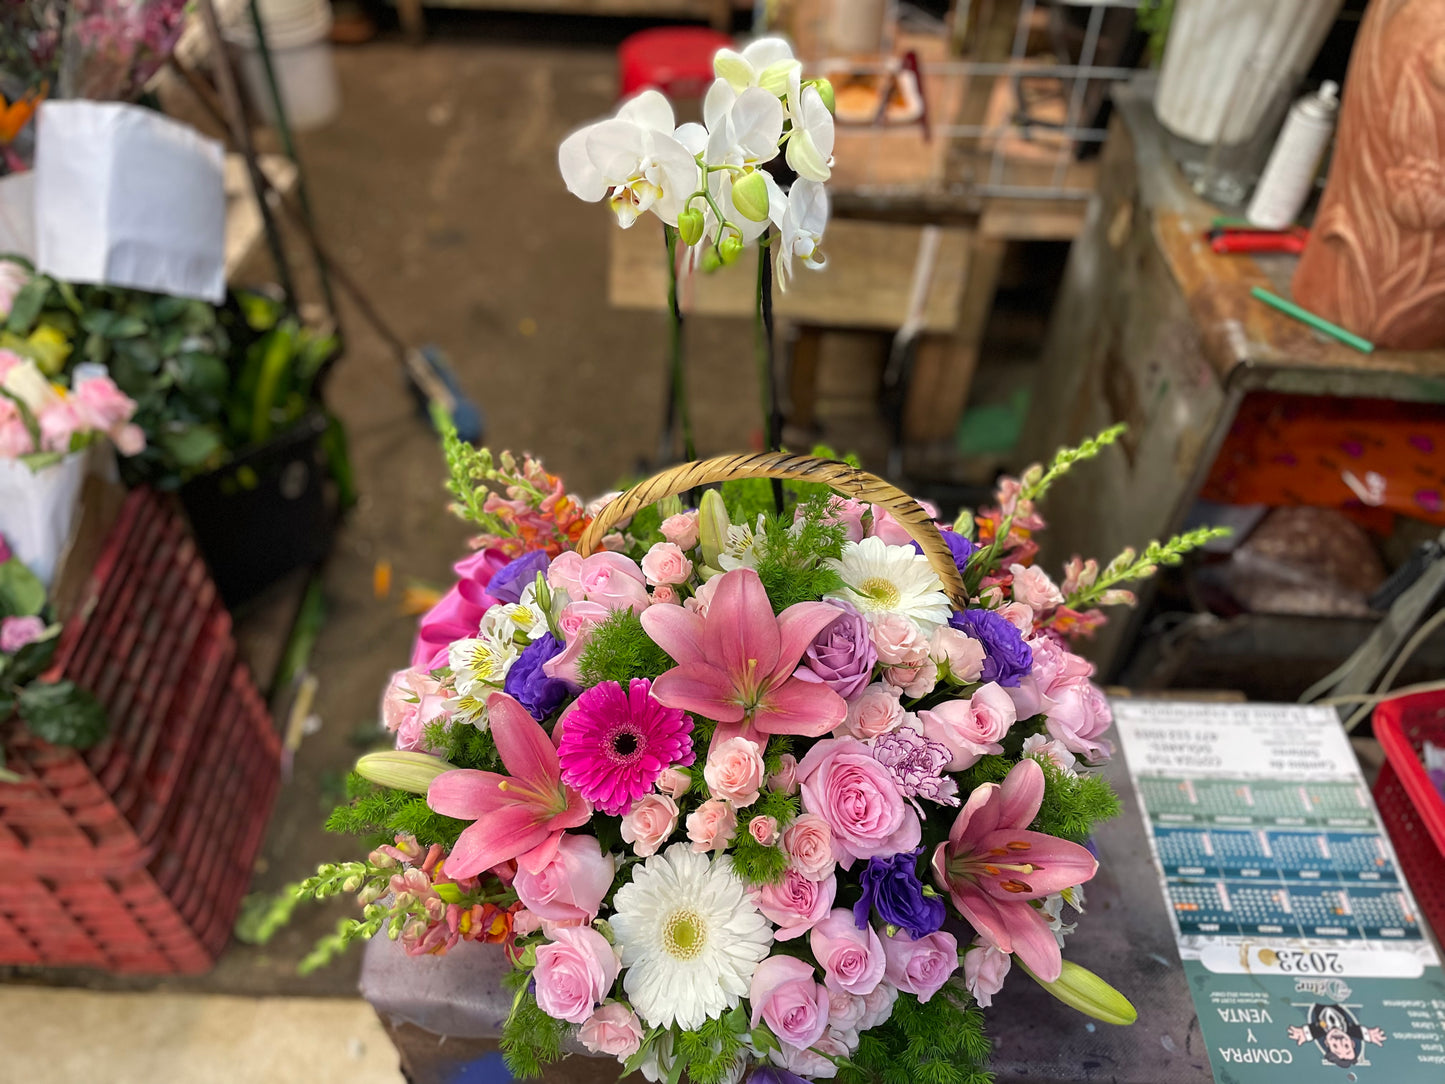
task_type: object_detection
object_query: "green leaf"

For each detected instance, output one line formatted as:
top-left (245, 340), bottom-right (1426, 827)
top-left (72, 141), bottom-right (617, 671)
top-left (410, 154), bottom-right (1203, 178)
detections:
top-left (0, 559), bottom-right (47, 617)
top-left (160, 424), bottom-right (224, 468)
top-left (107, 315), bottom-right (148, 339)
top-left (79, 309), bottom-right (117, 336)
top-left (5, 276), bottom-right (51, 334)
top-left (432, 881), bottom-right (466, 904)
top-left (18, 681), bottom-right (109, 748)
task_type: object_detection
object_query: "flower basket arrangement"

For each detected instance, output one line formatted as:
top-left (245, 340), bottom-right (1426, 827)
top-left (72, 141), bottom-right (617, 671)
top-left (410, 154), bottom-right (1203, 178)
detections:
top-left (263, 419), bottom-right (1222, 1084)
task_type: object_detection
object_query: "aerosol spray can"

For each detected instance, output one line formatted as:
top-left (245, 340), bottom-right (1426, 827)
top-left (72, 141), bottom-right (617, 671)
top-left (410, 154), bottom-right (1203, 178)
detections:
top-left (1246, 81), bottom-right (1340, 230)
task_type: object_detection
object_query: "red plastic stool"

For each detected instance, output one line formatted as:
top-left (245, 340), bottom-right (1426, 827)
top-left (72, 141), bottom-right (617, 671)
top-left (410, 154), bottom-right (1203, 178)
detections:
top-left (619, 27), bottom-right (734, 99)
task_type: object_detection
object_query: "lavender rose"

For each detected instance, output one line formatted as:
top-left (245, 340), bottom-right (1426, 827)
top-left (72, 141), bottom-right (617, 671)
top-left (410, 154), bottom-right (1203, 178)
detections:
top-left (488, 550), bottom-right (550, 604)
top-left (503, 634), bottom-right (571, 718)
top-left (949, 608), bottom-right (1032, 688)
top-left (794, 602), bottom-right (877, 700)
top-left (853, 846), bottom-right (945, 940)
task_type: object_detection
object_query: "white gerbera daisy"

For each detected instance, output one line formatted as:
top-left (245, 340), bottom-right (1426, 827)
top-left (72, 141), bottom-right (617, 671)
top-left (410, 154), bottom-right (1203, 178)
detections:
top-left (610, 844), bottom-right (773, 1030)
top-left (825, 536), bottom-right (951, 626)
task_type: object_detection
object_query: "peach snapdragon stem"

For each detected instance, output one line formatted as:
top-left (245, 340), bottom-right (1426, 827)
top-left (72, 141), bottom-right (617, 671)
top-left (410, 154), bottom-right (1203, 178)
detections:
top-left (754, 232), bottom-right (783, 512)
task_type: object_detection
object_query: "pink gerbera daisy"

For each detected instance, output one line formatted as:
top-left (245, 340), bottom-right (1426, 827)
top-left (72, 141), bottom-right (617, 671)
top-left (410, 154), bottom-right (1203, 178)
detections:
top-left (557, 678), bottom-right (695, 816)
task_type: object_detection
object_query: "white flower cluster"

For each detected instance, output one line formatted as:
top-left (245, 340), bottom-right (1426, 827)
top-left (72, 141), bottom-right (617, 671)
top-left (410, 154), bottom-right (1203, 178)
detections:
top-left (558, 37), bottom-right (833, 289)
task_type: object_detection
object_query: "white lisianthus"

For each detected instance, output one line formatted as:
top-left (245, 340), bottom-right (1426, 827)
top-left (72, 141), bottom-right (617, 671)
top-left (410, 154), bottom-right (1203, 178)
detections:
top-left (712, 36), bottom-right (800, 97)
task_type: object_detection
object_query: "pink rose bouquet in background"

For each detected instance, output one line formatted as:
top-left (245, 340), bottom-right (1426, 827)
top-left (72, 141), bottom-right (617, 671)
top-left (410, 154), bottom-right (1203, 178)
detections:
top-left (276, 417), bottom-right (1224, 1084)
top-left (0, 351), bottom-right (145, 465)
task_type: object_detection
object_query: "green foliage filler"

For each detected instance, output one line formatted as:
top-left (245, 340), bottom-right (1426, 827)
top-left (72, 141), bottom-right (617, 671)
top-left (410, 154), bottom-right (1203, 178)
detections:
top-left (957, 754), bottom-right (1120, 844)
top-left (731, 789), bottom-right (800, 886)
top-left (501, 978), bottom-right (569, 1079)
top-left (324, 772), bottom-right (468, 849)
top-left (840, 983), bottom-right (993, 1084)
top-left (676, 1013), bottom-right (748, 1084)
top-left (578, 609), bottom-right (675, 688)
top-left (421, 716), bottom-right (501, 772)
top-left (751, 495), bottom-right (846, 614)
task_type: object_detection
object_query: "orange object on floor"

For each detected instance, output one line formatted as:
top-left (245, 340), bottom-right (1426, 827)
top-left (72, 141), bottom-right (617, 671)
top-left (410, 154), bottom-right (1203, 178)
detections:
top-left (1201, 392), bottom-right (1445, 528)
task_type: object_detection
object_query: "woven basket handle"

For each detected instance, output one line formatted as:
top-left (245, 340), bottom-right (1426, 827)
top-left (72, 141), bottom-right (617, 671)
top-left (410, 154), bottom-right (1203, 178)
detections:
top-left (576, 452), bottom-right (968, 608)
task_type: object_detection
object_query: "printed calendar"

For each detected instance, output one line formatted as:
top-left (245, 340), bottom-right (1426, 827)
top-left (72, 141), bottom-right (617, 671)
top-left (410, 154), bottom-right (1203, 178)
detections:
top-left (1112, 700), bottom-right (1445, 1083)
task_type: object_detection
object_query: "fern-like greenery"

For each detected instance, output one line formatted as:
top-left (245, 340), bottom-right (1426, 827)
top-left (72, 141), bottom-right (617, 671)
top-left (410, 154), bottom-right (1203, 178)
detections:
top-left (421, 716), bottom-right (500, 772)
top-left (324, 772), bottom-right (469, 849)
top-left (501, 978), bottom-right (570, 1078)
top-left (578, 608), bottom-right (675, 687)
top-left (751, 495), bottom-right (847, 613)
top-left (840, 984), bottom-right (993, 1084)
top-left (957, 754), bottom-right (1120, 843)
top-left (675, 1012), bottom-right (749, 1084)
top-left (730, 788), bottom-right (800, 886)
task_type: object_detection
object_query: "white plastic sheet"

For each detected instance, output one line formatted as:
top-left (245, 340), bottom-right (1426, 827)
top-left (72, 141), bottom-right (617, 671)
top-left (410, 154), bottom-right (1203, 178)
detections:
top-left (34, 100), bottom-right (225, 302)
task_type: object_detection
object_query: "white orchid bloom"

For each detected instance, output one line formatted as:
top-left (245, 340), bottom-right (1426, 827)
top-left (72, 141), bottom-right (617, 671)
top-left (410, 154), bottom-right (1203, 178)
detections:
top-left (558, 89), bottom-right (701, 228)
top-left (713, 36), bottom-right (800, 97)
top-left (784, 72), bottom-right (835, 183)
top-left (702, 83), bottom-right (784, 169)
top-left (769, 179), bottom-right (829, 290)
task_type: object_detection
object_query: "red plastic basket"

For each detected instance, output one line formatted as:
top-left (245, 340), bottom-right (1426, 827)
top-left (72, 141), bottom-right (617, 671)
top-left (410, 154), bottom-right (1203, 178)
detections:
top-left (0, 490), bottom-right (282, 972)
top-left (1372, 689), bottom-right (1445, 941)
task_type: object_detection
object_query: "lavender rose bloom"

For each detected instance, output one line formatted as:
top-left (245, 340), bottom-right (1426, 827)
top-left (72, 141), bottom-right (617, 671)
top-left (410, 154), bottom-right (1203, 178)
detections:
top-left (503, 634), bottom-right (571, 718)
top-left (488, 550), bottom-right (551, 604)
top-left (949, 608), bottom-right (1031, 688)
top-left (854, 846), bottom-right (945, 940)
top-left (794, 602), bottom-right (877, 700)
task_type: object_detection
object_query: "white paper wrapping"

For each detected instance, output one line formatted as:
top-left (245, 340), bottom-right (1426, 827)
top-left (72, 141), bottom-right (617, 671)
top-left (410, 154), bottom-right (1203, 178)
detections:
top-left (0, 452), bottom-right (88, 587)
top-left (34, 101), bottom-right (225, 302)
top-left (0, 173), bottom-right (37, 260)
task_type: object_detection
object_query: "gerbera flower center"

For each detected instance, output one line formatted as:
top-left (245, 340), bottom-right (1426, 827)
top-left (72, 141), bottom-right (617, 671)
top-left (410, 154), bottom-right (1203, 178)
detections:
top-left (611, 730), bottom-right (640, 758)
top-left (859, 577), bottom-right (901, 608)
top-left (662, 907), bottom-right (707, 961)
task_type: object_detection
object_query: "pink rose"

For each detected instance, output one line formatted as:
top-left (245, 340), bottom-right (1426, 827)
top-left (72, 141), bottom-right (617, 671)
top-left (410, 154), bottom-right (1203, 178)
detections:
top-left (797, 739), bottom-right (920, 868)
top-left (543, 600), bottom-right (611, 685)
top-left (532, 925), bottom-right (620, 1024)
top-left (750, 955), bottom-right (830, 1050)
top-left (809, 908), bottom-right (886, 995)
top-left (704, 736), bottom-right (767, 807)
top-left (782, 813), bottom-right (835, 881)
top-left (858, 982), bottom-right (898, 1030)
top-left (641, 542), bottom-right (693, 587)
top-left (884, 657), bottom-right (937, 698)
top-left (1022, 732), bottom-right (1077, 775)
top-left (930, 626), bottom-right (985, 684)
top-left (38, 400), bottom-right (80, 453)
top-left (579, 1001), bottom-right (644, 1060)
top-left (512, 909), bottom-right (543, 937)
top-left (660, 511), bottom-right (700, 550)
top-left (656, 767), bottom-right (692, 799)
top-left (648, 584), bottom-right (680, 606)
top-left (867, 506), bottom-right (914, 547)
top-left (514, 834), bottom-right (615, 923)
top-left (621, 794), bottom-right (679, 857)
top-left (918, 682), bottom-right (1018, 771)
top-left (547, 550), bottom-right (586, 598)
top-left (752, 868), bottom-right (836, 940)
top-left (996, 600), bottom-right (1035, 633)
top-left (686, 798), bottom-right (737, 853)
top-left (0, 614), bottom-right (46, 654)
top-left (771, 1031), bottom-right (850, 1080)
top-left (881, 929), bottom-right (958, 1004)
top-left (682, 573), bottom-right (722, 617)
top-left (868, 613), bottom-right (930, 667)
top-left (0, 397), bottom-right (33, 457)
top-left (70, 375), bottom-right (137, 432)
top-left (1043, 677), bottom-right (1114, 762)
top-left (826, 989), bottom-right (867, 1033)
top-left (381, 667), bottom-right (452, 752)
top-left (770, 753), bottom-right (799, 795)
top-left (749, 815), bottom-right (779, 846)
top-left (841, 682), bottom-right (905, 741)
top-left (1009, 563), bottom-right (1063, 611)
top-left (963, 940), bottom-right (1011, 1008)
top-left (577, 552), bottom-right (649, 612)
top-left (113, 423), bottom-right (145, 456)
top-left (815, 496), bottom-right (867, 543)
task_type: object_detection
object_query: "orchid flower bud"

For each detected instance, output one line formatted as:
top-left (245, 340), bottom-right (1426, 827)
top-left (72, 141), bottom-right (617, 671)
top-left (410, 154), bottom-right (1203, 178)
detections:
top-left (718, 233), bottom-right (744, 266)
top-left (731, 171), bottom-right (771, 223)
top-left (701, 245), bottom-right (723, 273)
top-left (677, 207), bottom-right (705, 246)
top-left (356, 751), bottom-right (455, 795)
top-left (811, 78), bottom-right (836, 113)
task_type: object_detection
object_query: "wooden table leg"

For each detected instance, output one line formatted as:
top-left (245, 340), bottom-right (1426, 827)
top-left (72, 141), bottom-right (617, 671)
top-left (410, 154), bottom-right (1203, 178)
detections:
top-left (395, 0), bottom-right (426, 43)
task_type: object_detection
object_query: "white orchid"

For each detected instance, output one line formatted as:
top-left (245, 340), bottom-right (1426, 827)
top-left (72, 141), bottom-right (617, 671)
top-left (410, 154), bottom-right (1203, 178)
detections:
top-left (769, 178), bottom-right (829, 290)
top-left (702, 83), bottom-right (784, 170)
top-left (558, 89), bottom-right (701, 228)
top-left (712, 36), bottom-right (800, 98)
top-left (784, 72), bottom-right (835, 183)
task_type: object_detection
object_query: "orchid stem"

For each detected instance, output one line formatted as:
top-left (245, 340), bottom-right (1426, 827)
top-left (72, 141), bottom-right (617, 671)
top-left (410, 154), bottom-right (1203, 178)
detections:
top-left (662, 225), bottom-right (695, 465)
top-left (754, 232), bottom-right (783, 512)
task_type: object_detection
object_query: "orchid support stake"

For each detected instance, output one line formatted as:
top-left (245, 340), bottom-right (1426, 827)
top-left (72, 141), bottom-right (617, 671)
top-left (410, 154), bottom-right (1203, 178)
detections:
top-left (755, 232), bottom-right (784, 512)
top-left (661, 225), bottom-right (695, 465)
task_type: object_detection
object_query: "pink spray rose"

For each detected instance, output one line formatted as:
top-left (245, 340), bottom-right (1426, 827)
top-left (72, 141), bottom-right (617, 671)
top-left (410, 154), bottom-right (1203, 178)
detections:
top-left (1009, 563), bottom-right (1063, 611)
top-left (659, 511), bottom-right (700, 550)
top-left (533, 925), bottom-right (620, 1024)
top-left (682, 573), bottom-right (722, 617)
top-left (918, 682), bottom-right (1018, 771)
top-left (686, 798), bottom-right (737, 853)
top-left (809, 908), bottom-right (886, 995)
top-left (749, 815), bottom-right (779, 847)
top-left (826, 989), bottom-right (867, 1034)
top-left (857, 982), bottom-right (899, 1030)
top-left (543, 599), bottom-right (610, 686)
top-left (71, 375), bottom-right (139, 432)
top-left (782, 813), bottom-right (835, 881)
top-left (641, 542), bottom-right (693, 586)
top-left (797, 738), bottom-right (920, 868)
top-left (868, 613), bottom-right (930, 667)
top-left (656, 767), bottom-right (693, 799)
top-left (752, 868), bottom-right (836, 940)
top-left (881, 928), bottom-right (958, 1004)
top-left (648, 584), bottom-right (680, 606)
top-left (1043, 677), bottom-right (1114, 762)
top-left (841, 682), bottom-right (906, 741)
top-left (770, 1031), bottom-right (851, 1080)
top-left (620, 793), bottom-right (680, 857)
top-left (963, 940), bottom-right (1012, 1008)
top-left (1022, 732), bottom-right (1078, 776)
top-left (703, 736), bottom-right (766, 807)
top-left (514, 834), bottom-right (615, 923)
top-left (0, 615), bottom-right (46, 654)
top-left (886, 656), bottom-right (937, 698)
top-left (930, 625), bottom-right (986, 684)
top-left (381, 667), bottom-right (452, 752)
top-left (579, 1001), bottom-right (644, 1060)
top-left (0, 396), bottom-right (32, 457)
top-left (770, 753), bottom-right (799, 795)
top-left (750, 955), bottom-right (830, 1050)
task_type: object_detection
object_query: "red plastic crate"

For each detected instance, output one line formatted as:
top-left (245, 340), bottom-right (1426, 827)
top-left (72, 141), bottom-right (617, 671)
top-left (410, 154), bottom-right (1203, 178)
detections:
top-left (1373, 690), bottom-right (1445, 941)
top-left (0, 490), bottom-right (282, 972)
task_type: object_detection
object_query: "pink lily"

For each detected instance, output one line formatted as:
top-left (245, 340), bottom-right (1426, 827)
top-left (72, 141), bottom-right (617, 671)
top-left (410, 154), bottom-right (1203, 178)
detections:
top-left (930, 758), bottom-right (1097, 982)
top-left (428, 692), bottom-right (591, 879)
top-left (640, 568), bottom-right (846, 744)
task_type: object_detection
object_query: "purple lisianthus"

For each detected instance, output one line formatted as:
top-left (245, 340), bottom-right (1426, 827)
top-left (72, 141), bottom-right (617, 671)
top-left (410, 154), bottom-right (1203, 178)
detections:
top-left (950, 608), bottom-right (1032, 687)
top-left (854, 847), bottom-right (945, 940)
top-left (913, 528), bottom-right (975, 576)
top-left (747, 1070), bottom-right (810, 1084)
top-left (503, 633), bottom-right (571, 719)
top-left (794, 601), bottom-right (877, 701)
top-left (0, 532), bottom-right (11, 565)
top-left (488, 550), bottom-right (551, 604)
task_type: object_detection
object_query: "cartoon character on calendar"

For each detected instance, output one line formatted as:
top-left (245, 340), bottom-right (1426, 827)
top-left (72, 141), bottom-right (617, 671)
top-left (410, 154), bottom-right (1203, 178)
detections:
top-left (1287, 1003), bottom-right (1386, 1069)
